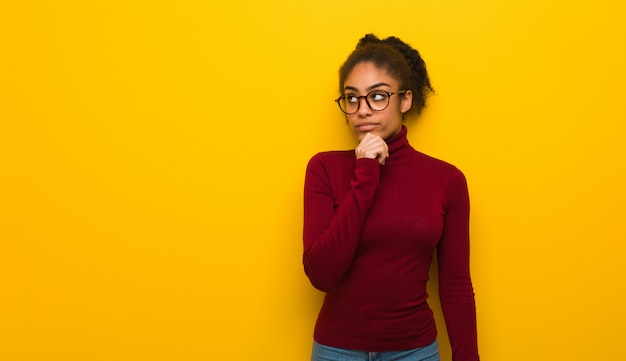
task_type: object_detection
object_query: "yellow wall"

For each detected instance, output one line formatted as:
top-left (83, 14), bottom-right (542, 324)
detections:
top-left (1, 1), bottom-right (625, 360)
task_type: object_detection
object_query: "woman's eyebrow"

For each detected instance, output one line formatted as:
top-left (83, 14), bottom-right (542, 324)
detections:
top-left (367, 82), bottom-right (391, 91)
top-left (343, 82), bottom-right (391, 92)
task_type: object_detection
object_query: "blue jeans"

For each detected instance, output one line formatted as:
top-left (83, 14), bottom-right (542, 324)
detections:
top-left (311, 340), bottom-right (440, 361)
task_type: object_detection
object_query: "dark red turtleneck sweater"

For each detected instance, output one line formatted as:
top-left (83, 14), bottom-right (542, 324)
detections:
top-left (303, 126), bottom-right (479, 360)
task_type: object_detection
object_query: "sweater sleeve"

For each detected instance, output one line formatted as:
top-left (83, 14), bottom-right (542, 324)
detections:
top-left (302, 154), bottom-right (380, 292)
top-left (437, 168), bottom-right (480, 361)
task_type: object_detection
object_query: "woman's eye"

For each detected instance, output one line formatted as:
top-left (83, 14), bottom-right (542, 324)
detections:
top-left (346, 95), bottom-right (359, 103)
top-left (371, 92), bottom-right (387, 101)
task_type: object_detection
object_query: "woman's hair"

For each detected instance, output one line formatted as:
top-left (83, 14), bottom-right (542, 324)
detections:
top-left (339, 34), bottom-right (434, 116)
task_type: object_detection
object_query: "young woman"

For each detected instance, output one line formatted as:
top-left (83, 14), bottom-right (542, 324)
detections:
top-left (303, 34), bottom-right (480, 361)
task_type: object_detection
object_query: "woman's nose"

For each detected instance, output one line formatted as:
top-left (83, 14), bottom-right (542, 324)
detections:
top-left (357, 97), bottom-right (372, 116)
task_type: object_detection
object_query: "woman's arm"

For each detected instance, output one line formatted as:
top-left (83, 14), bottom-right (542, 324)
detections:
top-left (437, 168), bottom-right (480, 361)
top-left (302, 155), bottom-right (380, 292)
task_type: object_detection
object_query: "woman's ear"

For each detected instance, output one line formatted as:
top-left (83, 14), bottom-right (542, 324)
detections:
top-left (400, 90), bottom-right (413, 113)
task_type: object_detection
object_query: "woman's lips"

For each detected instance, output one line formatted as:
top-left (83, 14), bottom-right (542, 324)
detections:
top-left (356, 122), bottom-right (379, 132)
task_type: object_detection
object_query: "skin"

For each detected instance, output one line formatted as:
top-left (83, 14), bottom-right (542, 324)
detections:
top-left (343, 62), bottom-right (413, 165)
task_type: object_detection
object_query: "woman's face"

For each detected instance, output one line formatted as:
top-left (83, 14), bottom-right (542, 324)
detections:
top-left (343, 62), bottom-right (412, 141)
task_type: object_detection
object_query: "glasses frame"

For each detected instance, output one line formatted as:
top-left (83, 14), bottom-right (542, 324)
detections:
top-left (334, 90), bottom-right (408, 115)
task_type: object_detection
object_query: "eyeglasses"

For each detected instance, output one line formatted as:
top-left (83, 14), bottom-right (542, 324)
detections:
top-left (334, 90), bottom-right (408, 115)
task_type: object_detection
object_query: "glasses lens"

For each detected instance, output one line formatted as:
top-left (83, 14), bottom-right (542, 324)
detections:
top-left (367, 91), bottom-right (390, 111)
top-left (340, 95), bottom-right (358, 114)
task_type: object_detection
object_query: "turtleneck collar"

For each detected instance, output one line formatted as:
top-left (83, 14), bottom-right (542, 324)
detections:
top-left (383, 125), bottom-right (417, 166)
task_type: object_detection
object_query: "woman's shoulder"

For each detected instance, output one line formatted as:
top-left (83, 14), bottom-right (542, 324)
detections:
top-left (414, 151), bottom-right (466, 179)
top-left (308, 150), bottom-right (355, 165)
top-left (305, 150), bottom-right (356, 178)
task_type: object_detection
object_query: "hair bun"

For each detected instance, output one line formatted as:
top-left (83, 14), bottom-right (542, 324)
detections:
top-left (382, 36), bottom-right (434, 114)
top-left (357, 34), bottom-right (382, 47)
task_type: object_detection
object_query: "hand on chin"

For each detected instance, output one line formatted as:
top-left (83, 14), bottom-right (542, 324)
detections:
top-left (354, 123), bottom-right (381, 140)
